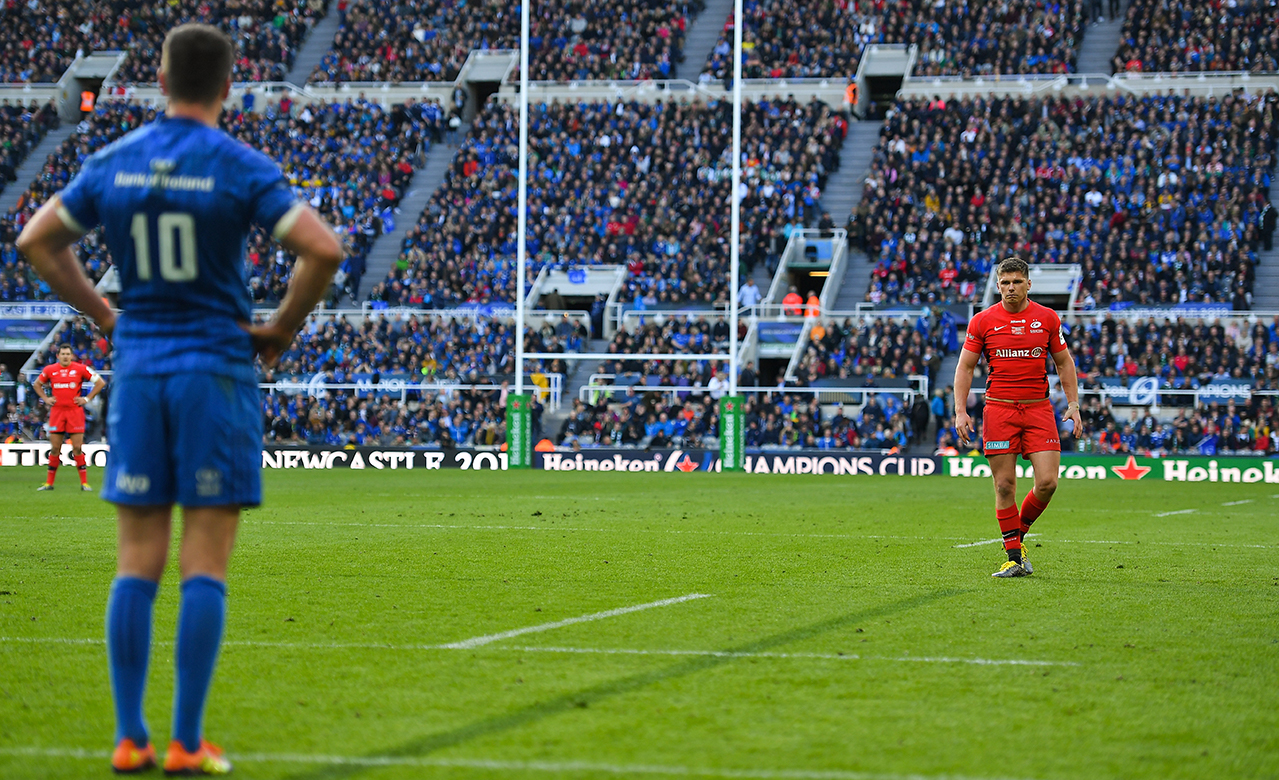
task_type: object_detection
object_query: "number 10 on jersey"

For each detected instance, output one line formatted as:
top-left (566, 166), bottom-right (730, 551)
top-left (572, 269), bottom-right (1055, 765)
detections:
top-left (131, 212), bottom-right (198, 282)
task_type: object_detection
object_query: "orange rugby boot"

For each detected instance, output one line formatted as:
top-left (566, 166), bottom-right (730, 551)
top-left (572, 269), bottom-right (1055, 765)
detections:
top-left (162, 739), bottom-right (232, 776)
top-left (111, 737), bottom-right (157, 774)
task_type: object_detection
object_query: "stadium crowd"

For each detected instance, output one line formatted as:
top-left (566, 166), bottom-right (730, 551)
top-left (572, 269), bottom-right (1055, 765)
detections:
top-left (1114, 0), bottom-right (1279, 74)
top-left (1060, 394), bottom-right (1279, 456)
top-left (0, 99), bottom-right (60, 192)
top-left (30, 316), bottom-right (112, 372)
top-left (701, 0), bottom-right (1087, 84)
top-left (853, 92), bottom-right (1276, 310)
top-left (251, 310), bottom-right (590, 445)
top-left (0, 97), bottom-right (432, 305)
top-left (100, 0), bottom-right (324, 84)
top-left (0, 102), bottom-right (156, 302)
top-left (700, 0), bottom-right (871, 82)
top-left (896, 0), bottom-right (1088, 78)
top-left (0, 2), bottom-right (94, 83)
top-left (557, 382), bottom-right (929, 451)
top-left (310, 0), bottom-right (701, 84)
top-left (225, 96), bottom-right (432, 304)
top-left (373, 96), bottom-right (845, 308)
top-left (792, 313), bottom-right (955, 388)
top-left (935, 314), bottom-right (1279, 456)
top-left (0, 0), bottom-right (323, 85)
top-left (1067, 314), bottom-right (1279, 385)
top-left (261, 384), bottom-right (518, 447)
top-left (267, 312), bottom-right (515, 381)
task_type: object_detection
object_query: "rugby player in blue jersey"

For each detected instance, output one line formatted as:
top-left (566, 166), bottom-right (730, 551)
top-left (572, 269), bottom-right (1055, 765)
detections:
top-left (17, 24), bottom-right (343, 775)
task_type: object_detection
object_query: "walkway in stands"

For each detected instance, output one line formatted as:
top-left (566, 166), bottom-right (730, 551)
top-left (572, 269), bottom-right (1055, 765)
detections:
top-left (0, 125), bottom-right (74, 215)
top-left (679, 0), bottom-right (732, 81)
top-left (285, 0), bottom-right (340, 86)
top-left (1253, 176), bottom-right (1279, 310)
top-left (543, 338), bottom-right (610, 437)
top-left (825, 120), bottom-right (883, 310)
top-left (1075, 1), bottom-right (1129, 74)
top-left (354, 133), bottom-right (460, 303)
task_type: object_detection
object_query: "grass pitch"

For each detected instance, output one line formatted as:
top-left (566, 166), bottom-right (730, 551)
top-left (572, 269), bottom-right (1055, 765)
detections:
top-left (1, 466), bottom-right (1277, 780)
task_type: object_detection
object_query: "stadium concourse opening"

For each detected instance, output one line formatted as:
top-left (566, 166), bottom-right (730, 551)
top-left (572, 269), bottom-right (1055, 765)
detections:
top-left (863, 74), bottom-right (902, 119)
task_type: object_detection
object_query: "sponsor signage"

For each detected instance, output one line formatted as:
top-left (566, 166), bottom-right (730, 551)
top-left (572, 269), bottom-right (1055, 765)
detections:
top-left (506, 393), bottom-right (532, 469)
top-left (1106, 303), bottom-right (1232, 316)
top-left (8, 444), bottom-right (1269, 484)
top-left (0, 443), bottom-right (111, 468)
top-left (945, 454), bottom-right (1279, 483)
top-left (758, 322), bottom-right (804, 343)
top-left (260, 447), bottom-right (508, 470)
top-left (1096, 376), bottom-right (1161, 406)
top-left (1195, 379), bottom-right (1252, 404)
top-left (719, 395), bottom-right (744, 472)
top-left (0, 302), bottom-right (75, 319)
top-left (0, 444), bottom-right (508, 470)
top-left (536, 449), bottom-right (941, 476)
top-left (0, 318), bottom-right (59, 348)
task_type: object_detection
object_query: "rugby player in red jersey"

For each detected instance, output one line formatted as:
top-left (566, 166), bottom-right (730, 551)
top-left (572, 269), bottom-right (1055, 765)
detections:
top-left (33, 343), bottom-right (106, 491)
top-left (953, 257), bottom-right (1084, 577)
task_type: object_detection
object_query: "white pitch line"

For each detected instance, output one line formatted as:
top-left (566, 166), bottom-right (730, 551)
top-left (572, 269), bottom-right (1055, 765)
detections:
top-left (954, 534), bottom-right (1039, 549)
top-left (502, 646), bottom-right (1077, 667)
top-left (1050, 539), bottom-right (1275, 549)
top-left (1154, 509), bottom-right (1197, 517)
top-left (246, 521), bottom-right (1279, 549)
top-left (249, 520), bottom-right (982, 543)
top-left (953, 538), bottom-right (1003, 548)
top-left (441, 593), bottom-right (712, 649)
top-left (1221, 500), bottom-right (1254, 506)
top-left (0, 747), bottom-right (1036, 780)
top-left (0, 636), bottom-right (1075, 667)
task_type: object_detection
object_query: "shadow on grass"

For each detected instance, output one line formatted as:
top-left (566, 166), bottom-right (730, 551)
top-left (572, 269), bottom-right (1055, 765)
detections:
top-left (286, 588), bottom-right (968, 780)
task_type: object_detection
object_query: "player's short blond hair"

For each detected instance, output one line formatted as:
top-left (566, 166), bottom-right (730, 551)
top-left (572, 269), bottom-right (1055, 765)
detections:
top-left (996, 256), bottom-right (1029, 279)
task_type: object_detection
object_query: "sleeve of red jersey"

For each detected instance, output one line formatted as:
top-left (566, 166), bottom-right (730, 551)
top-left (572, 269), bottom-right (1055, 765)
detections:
top-left (76, 363), bottom-right (99, 382)
top-left (962, 312), bottom-right (983, 354)
top-left (1048, 310), bottom-right (1068, 354)
top-left (38, 365), bottom-right (52, 383)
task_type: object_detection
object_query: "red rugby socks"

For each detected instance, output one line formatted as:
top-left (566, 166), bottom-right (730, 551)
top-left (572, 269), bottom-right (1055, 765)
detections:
top-left (997, 506), bottom-right (1022, 561)
top-left (1020, 491), bottom-right (1050, 540)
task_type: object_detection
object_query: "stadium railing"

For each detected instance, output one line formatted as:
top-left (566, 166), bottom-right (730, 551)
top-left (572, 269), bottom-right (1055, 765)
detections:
top-left (614, 305), bottom-right (733, 334)
top-left (580, 377), bottom-right (930, 409)
top-left (263, 378), bottom-right (562, 411)
top-left (898, 70), bottom-right (1279, 100)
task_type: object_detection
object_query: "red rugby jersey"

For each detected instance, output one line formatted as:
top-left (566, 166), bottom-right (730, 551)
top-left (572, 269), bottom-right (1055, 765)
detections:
top-left (38, 362), bottom-right (97, 408)
top-left (963, 300), bottom-right (1068, 400)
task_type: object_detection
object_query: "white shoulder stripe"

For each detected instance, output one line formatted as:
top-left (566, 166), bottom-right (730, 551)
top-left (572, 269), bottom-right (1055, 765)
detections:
top-left (271, 202), bottom-right (307, 241)
top-left (54, 202), bottom-right (87, 235)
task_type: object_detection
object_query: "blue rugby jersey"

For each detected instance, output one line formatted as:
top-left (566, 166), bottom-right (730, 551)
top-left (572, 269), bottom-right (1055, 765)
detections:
top-left (59, 114), bottom-right (301, 380)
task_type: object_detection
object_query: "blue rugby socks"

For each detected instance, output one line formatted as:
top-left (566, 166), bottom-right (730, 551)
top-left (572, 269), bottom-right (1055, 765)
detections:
top-left (173, 576), bottom-right (227, 753)
top-left (106, 576), bottom-right (159, 746)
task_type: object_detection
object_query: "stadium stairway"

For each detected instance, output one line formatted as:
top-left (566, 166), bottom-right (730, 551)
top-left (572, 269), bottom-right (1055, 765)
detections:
top-left (285, 0), bottom-right (340, 85)
top-left (679, 0), bottom-right (732, 80)
top-left (1255, 176), bottom-right (1279, 310)
top-left (543, 338), bottom-right (609, 437)
top-left (823, 120), bottom-right (882, 311)
top-left (1074, 1), bottom-right (1129, 74)
top-left (0, 124), bottom-right (74, 215)
top-left (353, 137), bottom-right (458, 303)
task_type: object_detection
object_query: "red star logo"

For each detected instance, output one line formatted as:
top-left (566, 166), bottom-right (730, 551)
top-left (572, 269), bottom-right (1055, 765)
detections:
top-left (1111, 455), bottom-right (1152, 481)
top-left (725, 402), bottom-right (735, 411)
top-left (675, 455), bottom-right (698, 472)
